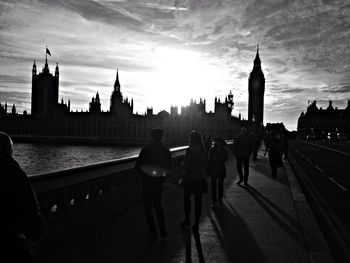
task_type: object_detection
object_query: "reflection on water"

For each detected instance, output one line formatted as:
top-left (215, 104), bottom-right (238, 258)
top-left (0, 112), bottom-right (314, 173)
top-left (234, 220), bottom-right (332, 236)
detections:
top-left (13, 143), bottom-right (141, 176)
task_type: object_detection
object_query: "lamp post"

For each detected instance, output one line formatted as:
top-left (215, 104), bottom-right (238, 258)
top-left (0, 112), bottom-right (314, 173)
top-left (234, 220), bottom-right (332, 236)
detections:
top-left (227, 90), bottom-right (234, 115)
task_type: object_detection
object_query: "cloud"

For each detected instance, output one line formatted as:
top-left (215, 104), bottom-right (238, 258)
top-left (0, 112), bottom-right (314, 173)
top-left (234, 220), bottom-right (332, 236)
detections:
top-left (281, 88), bottom-right (304, 94)
top-left (321, 84), bottom-right (350, 93)
top-left (0, 0), bottom-right (349, 130)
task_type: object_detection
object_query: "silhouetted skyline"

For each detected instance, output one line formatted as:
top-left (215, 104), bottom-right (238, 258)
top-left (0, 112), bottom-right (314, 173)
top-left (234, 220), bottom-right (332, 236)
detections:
top-left (1, 0), bottom-right (349, 130)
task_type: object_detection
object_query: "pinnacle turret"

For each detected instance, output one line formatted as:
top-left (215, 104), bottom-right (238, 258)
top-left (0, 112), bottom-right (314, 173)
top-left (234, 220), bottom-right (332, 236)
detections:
top-left (114, 69), bottom-right (120, 91)
top-left (254, 44), bottom-right (261, 68)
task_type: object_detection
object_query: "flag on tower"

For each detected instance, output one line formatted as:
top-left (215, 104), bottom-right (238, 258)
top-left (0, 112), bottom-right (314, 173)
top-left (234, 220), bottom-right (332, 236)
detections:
top-left (46, 47), bottom-right (51, 56)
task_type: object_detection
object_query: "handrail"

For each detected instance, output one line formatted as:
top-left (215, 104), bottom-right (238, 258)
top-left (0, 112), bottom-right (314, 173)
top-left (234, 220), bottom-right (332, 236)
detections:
top-left (31, 143), bottom-right (232, 253)
top-left (30, 146), bottom-right (188, 194)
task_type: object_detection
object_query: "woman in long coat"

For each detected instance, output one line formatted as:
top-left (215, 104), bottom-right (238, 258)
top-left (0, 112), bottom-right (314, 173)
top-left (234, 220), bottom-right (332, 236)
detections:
top-left (208, 136), bottom-right (228, 208)
top-left (265, 130), bottom-right (283, 178)
top-left (181, 130), bottom-right (208, 232)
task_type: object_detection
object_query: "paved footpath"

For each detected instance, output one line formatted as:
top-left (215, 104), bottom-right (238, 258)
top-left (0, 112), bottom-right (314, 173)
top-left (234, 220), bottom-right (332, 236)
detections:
top-left (37, 149), bottom-right (336, 263)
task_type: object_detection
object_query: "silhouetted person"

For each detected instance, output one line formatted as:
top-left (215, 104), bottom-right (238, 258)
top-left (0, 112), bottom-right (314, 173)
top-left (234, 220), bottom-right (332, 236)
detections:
top-left (265, 130), bottom-right (283, 178)
top-left (208, 136), bottom-right (228, 208)
top-left (263, 130), bottom-right (269, 148)
top-left (282, 128), bottom-right (289, 159)
top-left (0, 131), bottom-right (43, 262)
top-left (135, 128), bottom-right (172, 239)
top-left (202, 133), bottom-right (212, 155)
top-left (250, 130), bottom-right (259, 161)
top-left (234, 127), bottom-right (253, 185)
top-left (202, 133), bottom-right (212, 178)
top-left (181, 130), bottom-right (208, 232)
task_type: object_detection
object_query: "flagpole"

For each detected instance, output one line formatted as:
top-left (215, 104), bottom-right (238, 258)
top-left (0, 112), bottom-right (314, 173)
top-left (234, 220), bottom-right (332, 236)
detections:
top-left (45, 45), bottom-right (47, 64)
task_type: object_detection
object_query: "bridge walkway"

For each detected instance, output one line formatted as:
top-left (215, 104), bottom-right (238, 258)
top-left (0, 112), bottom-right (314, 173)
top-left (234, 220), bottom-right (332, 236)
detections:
top-left (37, 149), bottom-right (334, 263)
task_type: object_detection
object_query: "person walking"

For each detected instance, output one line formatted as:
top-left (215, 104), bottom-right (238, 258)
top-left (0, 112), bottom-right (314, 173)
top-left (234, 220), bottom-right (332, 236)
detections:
top-left (181, 130), bottom-right (208, 232)
top-left (202, 133), bottom-right (212, 156)
top-left (0, 131), bottom-right (43, 262)
top-left (208, 136), bottom-right (228, 208)
top-left (234, 127), bottom-right (253, 185)
top-left (282, 128), bottom-right (289, 159)
top-left (264, 130), bottom-right (283, 178)
top-left (135, 128), bottom-right (172, 239)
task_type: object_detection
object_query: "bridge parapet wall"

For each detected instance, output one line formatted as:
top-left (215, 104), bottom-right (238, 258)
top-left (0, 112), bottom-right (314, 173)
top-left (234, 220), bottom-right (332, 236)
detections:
top-left (30, 146), bottom-right (188, 251)
top-left (30, 142), bottom-right (233, 252)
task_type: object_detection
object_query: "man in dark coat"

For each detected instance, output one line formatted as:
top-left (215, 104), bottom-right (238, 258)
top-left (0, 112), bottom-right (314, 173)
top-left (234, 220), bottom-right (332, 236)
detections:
top-left (282, 128), bottom-right (289, 159)
top-left (135, 128), bottom-right (172, 239)
top-left (0, 131), bottom-right (43, 262)
top-left (265, 130), bottom-right (283, 178)
top-left (208, 136), bottom-right (228, 207)
top-left (234, 127), bottom-right (253, 185)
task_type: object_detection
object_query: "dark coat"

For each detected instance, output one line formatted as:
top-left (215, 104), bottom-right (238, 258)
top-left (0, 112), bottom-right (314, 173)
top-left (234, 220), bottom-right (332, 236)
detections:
top-left (208, 146), bottom-right (228, 178)
top-left (183, 146), bottom-right (208, 194)
top-left (266, 137), bottom-right (283, 167)
top-left (183, 146), bottom-right (207, 181)
top-left (135, 141), bottom-right (172, 186)
top-left (234, 135), bottom-right (253, 159)
top-left (0, 155), bottom-right (43, 260)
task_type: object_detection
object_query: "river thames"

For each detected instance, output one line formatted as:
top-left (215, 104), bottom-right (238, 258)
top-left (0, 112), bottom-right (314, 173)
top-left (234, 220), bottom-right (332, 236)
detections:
top-left (13, 143), bottom-right (141, 176)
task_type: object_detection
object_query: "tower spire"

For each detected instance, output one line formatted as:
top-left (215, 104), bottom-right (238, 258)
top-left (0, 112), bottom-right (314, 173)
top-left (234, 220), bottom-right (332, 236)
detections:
top-left (114, 69), bottom-right (120, 91)
top-left (254, 43), bottom-right (261, 68)
top-left (32, 60), bottom-right (37, 75)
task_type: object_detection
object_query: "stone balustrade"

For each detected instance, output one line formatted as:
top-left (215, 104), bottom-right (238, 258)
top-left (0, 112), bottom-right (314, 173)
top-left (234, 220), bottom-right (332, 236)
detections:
top-left (30, 143), bottom-right (233, 252)
top-left (30, 146), bottom-right (187, 251)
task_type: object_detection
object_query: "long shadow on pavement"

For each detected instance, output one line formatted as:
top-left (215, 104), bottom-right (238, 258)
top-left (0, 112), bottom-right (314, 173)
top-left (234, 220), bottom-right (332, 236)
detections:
top-left (209, 201), bottom-right (268, 262)
top-left (243, 185), bottom-right (305, 247)
top-left (179, 225), bottom-right (205, 263)
top-left (249, 156), bottom-right (289, 187)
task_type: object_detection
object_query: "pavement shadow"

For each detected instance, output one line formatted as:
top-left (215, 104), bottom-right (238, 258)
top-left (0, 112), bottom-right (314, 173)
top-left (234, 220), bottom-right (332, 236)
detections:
top-left (243, 185), bottom-right (305, 246)
top-left (209, 201), bottom-right (268, 262)
top-left (179, 225), bottom-right (205, 263)
top-left (249, 156), bottom-right (289, 186)
top-left (192, 228), bottom-right (205, 263)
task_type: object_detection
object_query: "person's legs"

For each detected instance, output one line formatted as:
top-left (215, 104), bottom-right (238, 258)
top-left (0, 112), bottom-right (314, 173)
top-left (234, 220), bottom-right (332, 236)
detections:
top-left (218, 176), bottom-right (224, 202)
top-left (183, 189), bottom-right (191, 225)
top-left (271, 165), bottom-right (277, 178)
top-left (142, 186), bottom-right (157, 236)
top-left (211, 175), bottom-right (218, 205)
top-left (236, 158), bottom-right (243, 183)
top-left (194, 193), bottom-right (203, 227)
top-left (243, 157), bottom-right (250, 184)
top-left (153, 185), bottom-right (166, 237)
top-left (253, 146), bottom-right (257, 161)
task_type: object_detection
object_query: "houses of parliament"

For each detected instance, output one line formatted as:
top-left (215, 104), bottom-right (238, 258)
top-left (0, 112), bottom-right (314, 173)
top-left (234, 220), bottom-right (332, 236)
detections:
top-left (0, 48), bottom-right (266, 146)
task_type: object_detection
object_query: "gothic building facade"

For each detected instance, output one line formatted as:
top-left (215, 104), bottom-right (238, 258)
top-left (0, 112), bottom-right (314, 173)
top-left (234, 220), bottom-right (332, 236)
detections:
top-left (297, 100), bottom-right (350, 138)
top-left (110, 70), bottom-right (133, 117)
top-left (0, 58), bottom-right (242, 146)
top-left (248, 46), bottom-right (265, 126)
top-left (31, 59), bottom-right (70, 116)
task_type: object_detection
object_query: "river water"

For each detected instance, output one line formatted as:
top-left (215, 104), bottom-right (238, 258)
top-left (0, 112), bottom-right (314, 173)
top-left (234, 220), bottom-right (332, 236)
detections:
top-left (13, 143), bottom-right (141, 176)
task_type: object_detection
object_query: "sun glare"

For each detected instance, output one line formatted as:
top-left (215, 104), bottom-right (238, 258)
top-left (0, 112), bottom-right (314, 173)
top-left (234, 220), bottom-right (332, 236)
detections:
top-left (149, 47), bottom-right (225, 113)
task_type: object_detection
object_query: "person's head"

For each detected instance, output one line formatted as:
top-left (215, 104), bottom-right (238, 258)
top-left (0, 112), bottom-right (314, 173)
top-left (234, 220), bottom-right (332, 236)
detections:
top-left (203, 133), bottom-right (211, 142)
top-left (0, 131), bottom-right (13, 157)
top-left (190, 130), bottom-right (204, 149)
top-left (240, 127), bottom-right (247, 136)
top-left (151, 128), bottom-right (163, 142)
top-left (216, 136), bottom-right (227, 148)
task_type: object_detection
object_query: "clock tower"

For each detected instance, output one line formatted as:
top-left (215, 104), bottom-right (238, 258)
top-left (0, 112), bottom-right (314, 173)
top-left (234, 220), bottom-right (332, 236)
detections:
top-left (248, 45), bottom-right (265, 126)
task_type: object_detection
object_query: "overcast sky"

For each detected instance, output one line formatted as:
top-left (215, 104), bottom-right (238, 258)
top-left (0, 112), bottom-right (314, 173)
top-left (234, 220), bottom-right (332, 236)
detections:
top-left (0, 0), bottom-right (349, 130)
